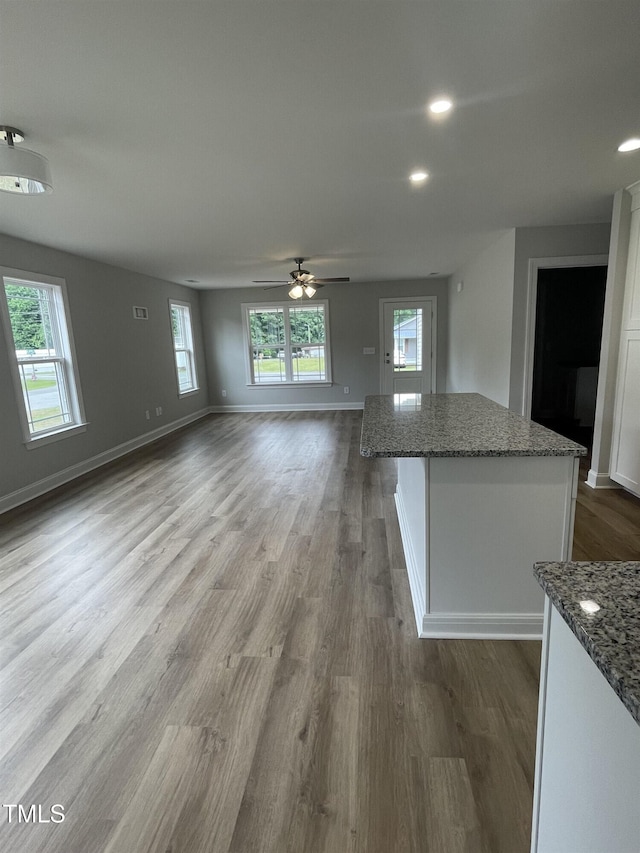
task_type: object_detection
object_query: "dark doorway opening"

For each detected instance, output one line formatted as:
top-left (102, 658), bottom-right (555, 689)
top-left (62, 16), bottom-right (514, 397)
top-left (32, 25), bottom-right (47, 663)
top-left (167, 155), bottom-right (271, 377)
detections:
top-left (531, 266), bottom-right (607, 449)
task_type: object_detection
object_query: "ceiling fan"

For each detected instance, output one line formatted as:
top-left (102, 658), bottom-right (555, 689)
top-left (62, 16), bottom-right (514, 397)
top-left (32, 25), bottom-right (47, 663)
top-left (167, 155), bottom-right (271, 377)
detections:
top-left (253, 257), bottom-right (350, 299)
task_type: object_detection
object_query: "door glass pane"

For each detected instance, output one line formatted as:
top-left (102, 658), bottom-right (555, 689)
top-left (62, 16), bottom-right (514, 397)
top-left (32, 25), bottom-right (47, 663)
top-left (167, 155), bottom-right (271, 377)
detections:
top-left (393, 308), bottom-right (422, 372)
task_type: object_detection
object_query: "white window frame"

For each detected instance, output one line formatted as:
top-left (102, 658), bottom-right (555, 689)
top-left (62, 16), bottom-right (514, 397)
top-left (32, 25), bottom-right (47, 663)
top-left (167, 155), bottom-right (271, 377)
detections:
top-left (242, 300), bottom-right (332, 387)
top-left (0, 267), bottom-right (87, 448)
top-left (169, 299), bottom-right (199, 396)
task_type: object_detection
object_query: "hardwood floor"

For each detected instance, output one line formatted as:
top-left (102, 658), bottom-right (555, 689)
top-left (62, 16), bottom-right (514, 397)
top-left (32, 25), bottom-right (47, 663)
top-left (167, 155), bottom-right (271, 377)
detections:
top-left (0, 412), bottom-right (638, 853)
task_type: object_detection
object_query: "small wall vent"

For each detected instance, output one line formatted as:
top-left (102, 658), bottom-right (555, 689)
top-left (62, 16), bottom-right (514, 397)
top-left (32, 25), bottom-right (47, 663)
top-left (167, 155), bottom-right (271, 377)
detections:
top-left (133, 306), bottom-right (149, 320)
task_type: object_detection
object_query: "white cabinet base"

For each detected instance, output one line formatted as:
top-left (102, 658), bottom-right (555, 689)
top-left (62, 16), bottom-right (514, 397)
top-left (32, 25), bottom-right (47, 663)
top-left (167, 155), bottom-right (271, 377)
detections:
top-left (531, 601), bottom-right (640, 853)
top-left (395, 455), bottom-right (578, 640)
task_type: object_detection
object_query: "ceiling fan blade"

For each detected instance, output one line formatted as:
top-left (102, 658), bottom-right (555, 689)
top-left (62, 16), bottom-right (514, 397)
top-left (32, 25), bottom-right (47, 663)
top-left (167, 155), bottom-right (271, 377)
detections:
top-left (312, 277), bottom-right (350, 283)
top-left (262, 284), bottom-right (288, 290)
top-left (253, 279), bottom-right (288, 283)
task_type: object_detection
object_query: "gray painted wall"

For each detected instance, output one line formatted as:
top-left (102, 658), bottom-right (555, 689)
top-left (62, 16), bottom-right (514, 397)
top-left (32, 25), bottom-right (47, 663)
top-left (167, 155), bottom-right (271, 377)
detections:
top-left (447, 223), bottom-right (613, 413)
top-left (201, 278), bottom-right (448, 408)
top-left (0, 233), bottom-right (208, 501)
top-left (447, 230), bottom-right (516, 406)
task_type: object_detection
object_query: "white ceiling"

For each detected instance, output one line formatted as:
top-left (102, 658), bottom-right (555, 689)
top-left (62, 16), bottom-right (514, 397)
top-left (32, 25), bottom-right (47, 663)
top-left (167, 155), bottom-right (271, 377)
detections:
top-left (0, 1), bottom-right (639, 290)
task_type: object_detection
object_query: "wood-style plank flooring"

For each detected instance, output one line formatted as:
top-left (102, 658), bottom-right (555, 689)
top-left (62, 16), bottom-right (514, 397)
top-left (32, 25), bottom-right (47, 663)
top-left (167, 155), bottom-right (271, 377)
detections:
top-left (1, 412), bottom-right (639, 853)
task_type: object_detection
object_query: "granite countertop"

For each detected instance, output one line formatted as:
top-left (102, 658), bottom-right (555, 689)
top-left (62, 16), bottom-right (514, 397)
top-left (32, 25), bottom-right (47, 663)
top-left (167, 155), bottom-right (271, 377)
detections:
top-left (360, 393), bottom-right (587, 458)
top-left (534, 561), bottom-right (640, 727)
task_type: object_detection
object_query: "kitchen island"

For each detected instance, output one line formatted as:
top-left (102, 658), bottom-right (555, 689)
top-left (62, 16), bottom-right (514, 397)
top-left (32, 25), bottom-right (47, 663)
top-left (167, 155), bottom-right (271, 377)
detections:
top-left (531, 561), bottom-right (640, 853)
top-left (360, 393), bottom-right (586, 639)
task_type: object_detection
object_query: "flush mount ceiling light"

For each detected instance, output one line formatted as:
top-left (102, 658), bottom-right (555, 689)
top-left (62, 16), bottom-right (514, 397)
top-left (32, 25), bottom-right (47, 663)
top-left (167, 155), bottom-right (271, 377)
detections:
top-left (410, 170), bottom-right (429, 184)
top-left (0, 126), bottom-right (52, 194)
top-left (618, 137), bottom-right (640, 153)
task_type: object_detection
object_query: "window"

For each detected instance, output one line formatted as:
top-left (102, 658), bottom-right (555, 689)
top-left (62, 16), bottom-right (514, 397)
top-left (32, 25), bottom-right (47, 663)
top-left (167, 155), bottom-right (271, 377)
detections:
top-left (0, 270), bottom-right (86, 445)
top-left (169, 300), bottom-right (198, 395)
top-left (393, 307), bottom-right (423, 372)
top-left (243, 301), bottom-right (332, 385)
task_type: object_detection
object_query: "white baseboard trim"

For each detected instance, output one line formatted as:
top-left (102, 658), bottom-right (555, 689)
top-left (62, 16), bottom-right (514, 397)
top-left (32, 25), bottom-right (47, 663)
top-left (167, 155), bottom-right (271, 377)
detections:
top-left (0, 409), bottom-right (210, 515)
top-left (394, 489), bottom-right (425, 636)
top-left (209, 401), bottom-right (364, 413)
top-left (419, 612), bottom-right (543, 640)
top-left (586, 469), bottom-right (621, 489)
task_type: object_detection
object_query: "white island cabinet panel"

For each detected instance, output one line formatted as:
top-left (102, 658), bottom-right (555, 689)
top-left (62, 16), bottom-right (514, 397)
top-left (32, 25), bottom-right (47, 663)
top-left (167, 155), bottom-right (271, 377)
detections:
top-left (532, 562), bottom-right (640, 853)
top-left (396, 456), bottom-right (428, 631)
top-left (396, 454), bottom-right (576, 638)
top-left (362, 394), bottom-right (586, 640)
top-left (533, 605), bottom-right (640, 853)
top-left (429, 455), bottom-right (574, 619)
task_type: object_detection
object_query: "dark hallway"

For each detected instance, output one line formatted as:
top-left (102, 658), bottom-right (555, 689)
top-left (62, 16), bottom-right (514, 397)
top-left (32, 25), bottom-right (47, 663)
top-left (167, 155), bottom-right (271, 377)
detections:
top-left (531, 265), bottom-right (607, 448)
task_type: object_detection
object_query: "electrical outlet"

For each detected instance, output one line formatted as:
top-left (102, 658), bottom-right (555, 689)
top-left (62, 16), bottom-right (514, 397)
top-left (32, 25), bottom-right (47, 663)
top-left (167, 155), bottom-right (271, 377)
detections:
top-left (155, 406), bottom-right (162, 416)
top-left (145, 410), bottom-right (150, 420)
top-left (221, 389), bottom-right (227, 397)
top-left (344, 386), bottom-right (350, 394)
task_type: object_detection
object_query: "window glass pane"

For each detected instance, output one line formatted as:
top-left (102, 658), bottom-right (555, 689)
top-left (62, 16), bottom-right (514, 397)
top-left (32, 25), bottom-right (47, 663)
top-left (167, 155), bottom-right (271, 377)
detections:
top-left (292, 345), bottom-right (326, 381)
top-left (249, 308), bottom-right (285, 346)
top-left (17, 360), bottom-right (72, 434)
top-left (174, 349), bottom-right (193, 392)
top-left (3, 275), bottom-right (84, 440)
top-left (393, 308), bottom-right (422, 372)
top-left (170, 301), bottom-right (197, 394)
top-left (289, 305), bottom-right (326, 345)
top-left (252, 346), bottom-right (287, 383)
top-left (171, 306), bottom-right (187, 349)
top-left (5, 283), bottom-right (58, 356)
top-left (244, 301), bottom-right (331, 385)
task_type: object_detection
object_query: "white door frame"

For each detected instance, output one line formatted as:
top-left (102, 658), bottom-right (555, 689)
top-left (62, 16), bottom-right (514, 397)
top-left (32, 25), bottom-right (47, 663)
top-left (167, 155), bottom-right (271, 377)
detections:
top-left (379, 296), bottom-right (437, 394)
top-left (522, 256), bottom-right (608, 418)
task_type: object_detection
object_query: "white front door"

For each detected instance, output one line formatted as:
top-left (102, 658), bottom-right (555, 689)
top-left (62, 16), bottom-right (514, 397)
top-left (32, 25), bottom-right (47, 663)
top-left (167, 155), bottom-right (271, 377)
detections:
top-left (380, 298), bottom-right (435, 395)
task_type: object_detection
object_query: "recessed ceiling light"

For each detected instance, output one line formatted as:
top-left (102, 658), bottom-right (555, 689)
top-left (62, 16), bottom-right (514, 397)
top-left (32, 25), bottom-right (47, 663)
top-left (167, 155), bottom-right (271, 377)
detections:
top-left (618, 138), bottom-right (640, 153)
top-left (185, 279), bottom-right (199, 283)
top-left (410, 170), bottom-right (429, 184)
top-left (429, 98), bottom-right (453, 115)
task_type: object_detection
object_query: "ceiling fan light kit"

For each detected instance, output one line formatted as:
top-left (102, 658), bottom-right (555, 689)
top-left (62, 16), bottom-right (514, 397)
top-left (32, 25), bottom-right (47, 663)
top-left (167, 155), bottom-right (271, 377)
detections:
top-left (289, 283), bottom-right (304, 299)
top-left (254, 257), bottom-right (349, 299)
top-left (0, 126), bottom-right (52, 195)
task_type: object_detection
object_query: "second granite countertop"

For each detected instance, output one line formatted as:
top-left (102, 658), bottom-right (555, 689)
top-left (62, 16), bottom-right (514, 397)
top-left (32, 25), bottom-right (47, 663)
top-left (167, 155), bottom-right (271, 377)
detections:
top-left (360, 393), bottom-right (587, 458)
top-left (534, 561), bottom-right (640, 727)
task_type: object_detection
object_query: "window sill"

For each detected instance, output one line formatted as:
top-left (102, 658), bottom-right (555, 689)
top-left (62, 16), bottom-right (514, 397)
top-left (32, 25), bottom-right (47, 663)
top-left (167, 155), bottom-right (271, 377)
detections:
top-left (24, 422), bottom-right (88, 450)
top-left (247, 381), bottom-right (333, 389)
top-left (178, 387), bottom-right (200, 398)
